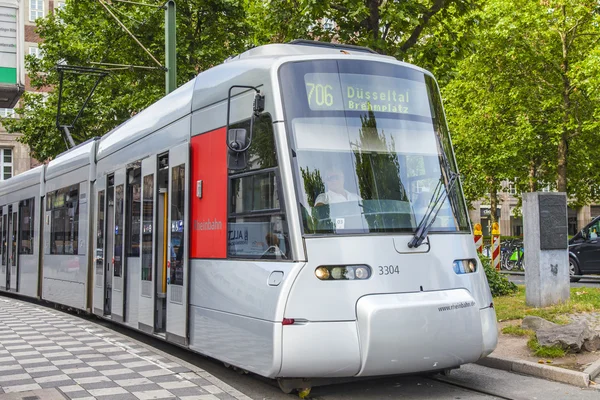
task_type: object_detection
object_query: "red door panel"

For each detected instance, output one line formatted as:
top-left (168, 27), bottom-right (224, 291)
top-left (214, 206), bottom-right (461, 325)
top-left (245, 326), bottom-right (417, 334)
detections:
top-left (190, 128), bottom-right (228, 258)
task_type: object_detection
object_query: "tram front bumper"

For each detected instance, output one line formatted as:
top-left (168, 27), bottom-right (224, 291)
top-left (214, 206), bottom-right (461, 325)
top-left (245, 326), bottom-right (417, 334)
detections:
top-left (355, 289), bottom-right (484, 376)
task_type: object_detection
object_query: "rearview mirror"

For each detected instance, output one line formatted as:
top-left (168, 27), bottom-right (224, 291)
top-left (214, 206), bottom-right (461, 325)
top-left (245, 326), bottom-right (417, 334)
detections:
top-left (225, 85), bottom-right (264, 170)
top-left (227, 129), bottom-right (249, 170)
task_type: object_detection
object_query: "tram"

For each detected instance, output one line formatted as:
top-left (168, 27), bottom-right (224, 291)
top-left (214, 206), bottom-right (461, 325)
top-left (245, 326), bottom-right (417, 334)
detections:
top-left (0, 40), bottom-right (497, 390)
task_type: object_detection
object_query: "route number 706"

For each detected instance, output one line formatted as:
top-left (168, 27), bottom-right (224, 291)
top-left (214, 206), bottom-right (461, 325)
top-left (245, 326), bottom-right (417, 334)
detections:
top-left (306, 83), bottom-right (334, 107)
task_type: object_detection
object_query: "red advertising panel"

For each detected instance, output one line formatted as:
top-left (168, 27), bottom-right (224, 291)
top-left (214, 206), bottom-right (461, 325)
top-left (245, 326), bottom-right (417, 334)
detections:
top-left (190, 128), bottom-right (228, 258)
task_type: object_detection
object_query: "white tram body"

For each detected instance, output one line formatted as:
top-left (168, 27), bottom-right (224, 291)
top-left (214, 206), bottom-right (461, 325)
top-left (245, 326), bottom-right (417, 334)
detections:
top-left (0, 41), bottom-right (497, 383)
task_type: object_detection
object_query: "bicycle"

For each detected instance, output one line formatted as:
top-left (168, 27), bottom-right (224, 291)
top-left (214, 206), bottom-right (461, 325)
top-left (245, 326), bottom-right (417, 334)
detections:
top-left (506, 240), bottom-right (525, 271)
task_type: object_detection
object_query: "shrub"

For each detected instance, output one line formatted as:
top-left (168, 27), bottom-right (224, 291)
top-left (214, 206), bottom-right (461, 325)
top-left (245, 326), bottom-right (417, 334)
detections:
top-left (527, 337), bottom-right (566, 358)
top-left (480, 254), bottom-right (518, 296)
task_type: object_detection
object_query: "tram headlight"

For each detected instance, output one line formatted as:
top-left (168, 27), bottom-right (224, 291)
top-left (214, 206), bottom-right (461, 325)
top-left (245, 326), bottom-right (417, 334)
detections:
top-left (314, 265), bottom-right (371, 280)
top-left (315, 267), bottom-right (330, 280)
top-left (453, 259), bottom-right (478, 275)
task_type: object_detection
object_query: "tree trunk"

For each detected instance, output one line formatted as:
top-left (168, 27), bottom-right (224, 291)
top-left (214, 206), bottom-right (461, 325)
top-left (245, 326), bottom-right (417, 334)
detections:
top-left (490, 181), bottom-right (498, 225)
top-left (528, 159), bottom-right (537, 192)
top-left (557, 6), bottom-right (570, 193)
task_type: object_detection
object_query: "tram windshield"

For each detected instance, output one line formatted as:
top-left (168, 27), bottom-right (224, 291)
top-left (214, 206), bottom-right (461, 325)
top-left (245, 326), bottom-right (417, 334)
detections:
top-left (279, 60), bottom-right (470, 235)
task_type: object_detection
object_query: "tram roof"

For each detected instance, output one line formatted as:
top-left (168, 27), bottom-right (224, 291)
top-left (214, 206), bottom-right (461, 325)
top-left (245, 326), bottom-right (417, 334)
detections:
top-left (95, 41), bottom-right (425, 160)
top-left (0, 164), bottom-right (44, 196)
top-left (46, 138), bottom-right (98, 180)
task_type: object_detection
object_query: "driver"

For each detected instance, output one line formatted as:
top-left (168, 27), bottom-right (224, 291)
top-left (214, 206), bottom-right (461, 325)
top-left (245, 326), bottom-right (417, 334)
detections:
top-left (314, 167), bottom-right (361, 206)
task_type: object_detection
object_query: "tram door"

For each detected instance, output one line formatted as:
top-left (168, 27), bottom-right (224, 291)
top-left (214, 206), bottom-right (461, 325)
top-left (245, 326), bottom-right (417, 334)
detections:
top-left (165, 143), bottom-right (189, 344)
top-left (155, 153), bottom-right (169, 333)
top-left (138, 155), bottom-right (157, 333)
top-left (103, 176), bottom-right (115, 315)
top-left (8, 203), bottom-right (18, 291)
top-left (111, 170), bottom-right (126, 322)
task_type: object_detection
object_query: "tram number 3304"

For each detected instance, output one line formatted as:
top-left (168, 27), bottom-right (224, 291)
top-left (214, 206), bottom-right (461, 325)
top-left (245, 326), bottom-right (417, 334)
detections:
top-left (378, 265), bottom-right (400, 275)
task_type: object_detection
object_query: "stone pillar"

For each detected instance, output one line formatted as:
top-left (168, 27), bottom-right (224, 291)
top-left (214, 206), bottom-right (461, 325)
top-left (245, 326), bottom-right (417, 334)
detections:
top-left (500, 195), bottom-right (511, 236)
top-left (523, 193), bottom-right (570, 307)
top-left (577, 205), bottom-right (591, 231)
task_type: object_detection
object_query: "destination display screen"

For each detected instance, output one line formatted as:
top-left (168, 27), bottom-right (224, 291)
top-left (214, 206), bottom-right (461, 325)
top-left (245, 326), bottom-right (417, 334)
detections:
top-left (303, 73), bottom-right (432, 117)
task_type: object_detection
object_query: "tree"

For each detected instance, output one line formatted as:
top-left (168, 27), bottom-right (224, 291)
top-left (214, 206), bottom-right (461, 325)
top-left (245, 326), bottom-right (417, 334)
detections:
top-left (250, 0), bottom-right (480, 68)
top-left (2, 0), bottom-right (250, 160)
top-left (443, 0), bottom-right (600, 216)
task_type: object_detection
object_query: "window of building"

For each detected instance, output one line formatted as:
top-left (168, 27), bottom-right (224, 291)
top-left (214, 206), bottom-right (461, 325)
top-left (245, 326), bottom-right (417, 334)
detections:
top-left (30, 0), bottom-right (44, 21)
top-left (29, 46), bottom-right (42, 59)
top-left (126, 167), bottom-right (141, 257)
top-left (56, 1), bottom-right (66, 9)
top-left (48, 184), bottom-right (79, 255)
top-left (0, 149), bottom-right (13, 181)
top-left (227, 114), bottom-right (289, 260)
top-left (19, 199), bottom-right (34, 255)
top-left (0, 108), bottom-right (16, 118)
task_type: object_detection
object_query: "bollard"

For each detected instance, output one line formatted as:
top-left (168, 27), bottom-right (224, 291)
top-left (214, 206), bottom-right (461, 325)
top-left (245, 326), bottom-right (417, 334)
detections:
top-left (491, 222), bottom-right (501, 271)
top-left (473, 223), bottom-right (483, 254)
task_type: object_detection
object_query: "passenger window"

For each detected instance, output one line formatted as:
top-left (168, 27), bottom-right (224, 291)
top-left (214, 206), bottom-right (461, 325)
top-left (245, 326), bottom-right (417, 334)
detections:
top-left (2, 212), bottom-right (6, 265)
top-left (170, 165), bottom-right (185, 286)
top-left (19, 198), bottom-right (34, 255)
top-left (96, 191), bottom-right (104, 275)
top-left (126, 167), bottom-right (141, 257)
top-left (227, 114), bottom-right (289, 260)
top-left (11, 211), bottom-right (16, 266)
top-left (141, 174), bottom-right (154, 281)
top-left (114, 184), bottom-right (124, 277)
top-left (49, 184), bottom-right (79, 255)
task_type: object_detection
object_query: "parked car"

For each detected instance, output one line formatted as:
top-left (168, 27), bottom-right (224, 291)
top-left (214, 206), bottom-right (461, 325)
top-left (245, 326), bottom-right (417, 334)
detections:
top-left (568, 216), bottom-right (600, 282)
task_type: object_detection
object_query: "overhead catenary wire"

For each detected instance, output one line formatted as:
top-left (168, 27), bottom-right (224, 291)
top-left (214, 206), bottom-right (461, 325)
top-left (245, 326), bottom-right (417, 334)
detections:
top-left (90, 62), bottom-right (164, 71)
top-left (96, 0), bottom-right (165, 70)
top-left (105, 0), bottom-right (164, 8)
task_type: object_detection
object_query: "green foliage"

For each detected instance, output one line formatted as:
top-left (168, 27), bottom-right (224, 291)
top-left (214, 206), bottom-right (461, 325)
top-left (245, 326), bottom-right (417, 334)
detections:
top-left (480, 254), bottom-right (517, 297)
top-left (527, 337), bottom-right (566, 358)
top-left (443, 0), bottom-right (600, 207)
top-left (3, 0), bottom-right (250, 160)
top-left (501, 324), bottom-right (534, 337)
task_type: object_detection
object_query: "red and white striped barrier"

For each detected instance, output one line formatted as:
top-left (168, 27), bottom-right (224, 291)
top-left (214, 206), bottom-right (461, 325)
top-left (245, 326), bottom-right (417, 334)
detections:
top-left (491, 222), bottom-right (501, 270)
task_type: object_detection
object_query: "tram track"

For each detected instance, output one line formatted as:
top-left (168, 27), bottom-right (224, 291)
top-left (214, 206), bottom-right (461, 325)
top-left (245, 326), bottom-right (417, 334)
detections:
top-left (427, 375), bottom-right (518, 400)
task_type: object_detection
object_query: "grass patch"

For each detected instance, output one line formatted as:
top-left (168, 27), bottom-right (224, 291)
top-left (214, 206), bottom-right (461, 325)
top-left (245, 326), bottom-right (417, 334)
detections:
top-left (493, 286), bottom-right (600, 323)
top-left (527, 337), bottom-right (566, 358)
top-left (501, 324), bottom-right (534, 337)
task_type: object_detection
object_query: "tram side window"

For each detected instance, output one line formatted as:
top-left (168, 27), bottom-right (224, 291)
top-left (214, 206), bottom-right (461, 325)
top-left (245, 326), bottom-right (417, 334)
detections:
top-left (19, 198), bottom-right (34, 254)
top-left (141, 174), bottom-right (154, 281)
top-left (227, 114), bottom-right (290, 260)
top-left (170, 165), bottom-right (185, 286)
top-left (114, 184), bottom-right (124, 276)
top-left (2, 212), bottom-right (6, 265)
top-left (0, 207), bottom-right (6, 265)
top-left (49, 184), bottom-right (79, 255)
top-left (126, 167), bottom-right (141, 257)
top-left (96, 191), bottom-right (104, 275)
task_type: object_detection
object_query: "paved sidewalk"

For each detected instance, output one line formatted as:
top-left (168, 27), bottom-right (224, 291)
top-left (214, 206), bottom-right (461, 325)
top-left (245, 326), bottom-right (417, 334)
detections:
top-left (0, 296), bottom-right (253, 400)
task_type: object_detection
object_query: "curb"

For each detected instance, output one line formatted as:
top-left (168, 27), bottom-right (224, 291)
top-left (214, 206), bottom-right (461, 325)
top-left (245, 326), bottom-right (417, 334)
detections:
top-left (476, 355), bottom-right (591, 388)
top-left (583, 358), bottom-right (600, 382)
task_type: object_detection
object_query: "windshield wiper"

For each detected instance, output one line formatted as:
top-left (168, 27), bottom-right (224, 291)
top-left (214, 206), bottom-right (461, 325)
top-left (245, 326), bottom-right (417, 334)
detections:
top-left (408, 171), bottom-right (458, 248)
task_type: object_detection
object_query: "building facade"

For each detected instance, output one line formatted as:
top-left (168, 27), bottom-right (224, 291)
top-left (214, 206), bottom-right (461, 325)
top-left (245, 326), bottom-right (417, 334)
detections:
top-left (0, 0), bottom-right (63, 178)
top-left (469, 185), bottom-right (599, 237)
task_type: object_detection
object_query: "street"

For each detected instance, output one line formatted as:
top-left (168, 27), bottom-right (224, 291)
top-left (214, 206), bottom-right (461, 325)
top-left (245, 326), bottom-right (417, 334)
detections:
top-left (506, 272), bottom-right (600, 287)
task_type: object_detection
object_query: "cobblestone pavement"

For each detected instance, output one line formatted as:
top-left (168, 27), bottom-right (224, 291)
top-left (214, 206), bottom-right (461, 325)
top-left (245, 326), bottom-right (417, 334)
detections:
top-left (0, 296), bottom-right (253, 400)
